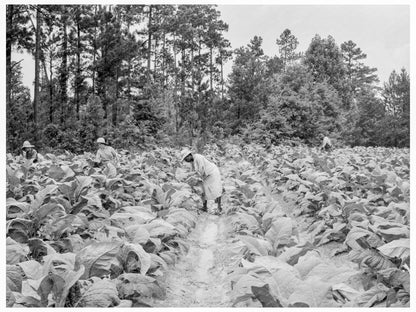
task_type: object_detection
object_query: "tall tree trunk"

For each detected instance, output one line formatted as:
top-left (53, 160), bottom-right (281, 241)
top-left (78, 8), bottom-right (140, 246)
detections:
top-left (76, 8), bottom-right (81, 120)
top-left (49, 50), bottom-right (53, 123)
top-left (127, 20), bottom-right (132, 100)
top-left (6, 5), bottom-right (13, 149)
top-left (191, 48), bottom-right (194, 92)
top-left (147, 5), bottom-right (152, 84)
top-left (6, 6), bottom-right (13, 106)
top-left (92, 5), bottom-right (97, 94)
top-left (209, 47), bottom-right (213, 91)
top-left (173, 35), bottom-right (179, 133)
top-left (113, 66), bottom-right (119, 126)
top-left (40, 43), bottom-right (50, 123)
top-left (60, 10), bottom-right (68, 126)
top-left (33, 6), bottom-right (41, 143)
top-left (220, 52), bottom-right (224, 100)
top-left (162, 33), bottom-right (166, 88)
top-left (102, 47), bottom-right (107, 119)
top-left (181, 47), bottom-right (185, 98)
top-left (179, 46), bottom-right (186, 132)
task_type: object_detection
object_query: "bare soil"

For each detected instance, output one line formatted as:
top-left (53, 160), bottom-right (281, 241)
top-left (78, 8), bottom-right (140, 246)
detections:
top-left (152, 213), bottom-right (238, 307)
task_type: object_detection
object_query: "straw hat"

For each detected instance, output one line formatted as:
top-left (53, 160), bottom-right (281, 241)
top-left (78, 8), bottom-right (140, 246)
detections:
top-left (180, 148), bottom-right (192, 161)
top-left (22, 141), bottom-right (34, 149)
top-left (96, 137), bottom-right (106, 144)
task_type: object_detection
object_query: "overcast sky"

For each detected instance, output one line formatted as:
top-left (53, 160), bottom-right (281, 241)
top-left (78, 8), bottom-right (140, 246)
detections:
top-left (10, 4), bottom-right (410, 94)
top-left (217, 4), bottom-right (410, 86)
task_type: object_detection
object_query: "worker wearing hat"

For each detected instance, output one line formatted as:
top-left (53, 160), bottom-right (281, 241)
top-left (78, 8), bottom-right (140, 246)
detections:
top-left (180, 148), bottom-right (223, 214)
top-left (95, 137), bottom-right (119, 169)
top-left (21, 141), bottom-right (39, 163)
top-left (319, 134), bottom-right (333, 152)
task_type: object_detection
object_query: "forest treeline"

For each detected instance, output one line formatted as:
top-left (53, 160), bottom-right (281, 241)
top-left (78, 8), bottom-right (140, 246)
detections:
top-left (6, 4), bottom-right (410, 153)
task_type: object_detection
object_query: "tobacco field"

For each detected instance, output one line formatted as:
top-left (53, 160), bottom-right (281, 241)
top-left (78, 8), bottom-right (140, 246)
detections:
top-left (5, 143), bottom-right (410, 307)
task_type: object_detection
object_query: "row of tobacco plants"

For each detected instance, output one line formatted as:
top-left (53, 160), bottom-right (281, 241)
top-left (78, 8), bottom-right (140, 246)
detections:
top-left (213, 142), bottom-right (409, 307)
top-left (6, 141), bottom-right (411, 307)
top-left (6, 147), bottom-right (202, 307)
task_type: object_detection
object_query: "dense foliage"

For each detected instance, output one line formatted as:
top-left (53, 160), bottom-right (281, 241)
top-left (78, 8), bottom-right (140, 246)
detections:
top-left (220, 142), bottom-right (410, 307)
top-left (6, 147), bottom-right (202, 307)
top-left (6, 142), bottom-right (410, 307)
top-left (7, 5), bottom-right (410, 153)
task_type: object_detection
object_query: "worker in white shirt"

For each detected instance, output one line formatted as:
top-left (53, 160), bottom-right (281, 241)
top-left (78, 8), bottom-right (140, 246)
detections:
top-left (180, 148), bottom-right (223, 214)
top-left (95, 137), bottom-right (119, 165)
top-left (20, 141), bottom-right (40, 163)
top-left (320, 135), bottom-right (333, 152)
top-left (95, 137), bottom-right (119, 177)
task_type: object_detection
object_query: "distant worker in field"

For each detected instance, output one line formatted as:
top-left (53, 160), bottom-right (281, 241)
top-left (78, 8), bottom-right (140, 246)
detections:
top-left (20, 140), bottom-right (40, 163)
top-left (319, 134), bottom-right (333, 152)
top-left (180, 148), bottom-right (223, 214)
top-left (95, 137), bottom-right (119, 175)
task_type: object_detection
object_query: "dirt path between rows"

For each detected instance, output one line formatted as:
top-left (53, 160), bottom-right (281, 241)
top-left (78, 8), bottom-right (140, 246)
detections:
top-left (152, 211), bottom-right (238, 307)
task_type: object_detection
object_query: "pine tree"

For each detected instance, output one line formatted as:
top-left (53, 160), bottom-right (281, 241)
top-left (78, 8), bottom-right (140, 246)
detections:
top-left (276, 29), bottom-right (300, 71)
top-left (381, 68), bottom-right (410, 147)
top-left (340, 40), bottom-right (379, 109)
top-left (6, 5), bottom-right (34, 150)
top-left (228, 36), bottom-right (268, 129)
top-left (303, 35), bottom-right (345, 98)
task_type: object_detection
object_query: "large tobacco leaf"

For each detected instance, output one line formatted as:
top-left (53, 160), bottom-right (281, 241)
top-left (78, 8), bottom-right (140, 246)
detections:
top-left (74, 176), bottom-right (93, 201)
top-left (277, 242), bottom-right (315, 265)
top-left (30, 184), bottom-right (59, 213)
top-left (265, 217), bottom-right (296, 248)
top-left (116, 273), bottom-right (166, 299)
top-left (377, 268), bottom-right (410, 293)
top-left (237, 236), bottom-right (273, 257)
top-left (47, 165), bottom-right (75, 181)
top-left (165, 208), bottom-right (197, 229)
top-left (369, 221), bottom-right (409, 242)
top-left (76, 278), bottom-right (120, 307)
top-left (110, 212), bottom-right (154, 227)
top-left (231, 213), bottom-right (260, 232)
top-left (15, 253), bottom-right (84, 307)
top-left (125, 224), bottom-right (151, 244)
top-left (143, 219), bottom-right (177, 238)
top-left (345, 226), bottom-right (379, 250)
top-left (251, 284), bottom-right (282, 307)
top-left (348, 283), bottom-right (389, 307)
top-left (7, 265), bottom-right (24, 292)
top-left (76, 241), bottom-right (123, 279)
top-left (119, 243), bottom-right (151, 275)
top-left (349, 248), bottom-right (397, 270)
top-left (6, 218), bottom-right (34, 243)
top-left (287, 276), bottom-right (332, 307)
top-left (377, 238), bottom-right (409, 261)
top-left (6, 237), bottom-right (30, 265)
top-left (6, 198), bottom-right (30, 219)
top-left (40, 214), bottom-right (88, 240)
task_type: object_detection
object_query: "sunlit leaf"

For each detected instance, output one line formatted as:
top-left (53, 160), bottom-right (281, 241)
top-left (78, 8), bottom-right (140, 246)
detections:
top-left (116, 273), bottom-right (165, 299)
top-left (377, 238), bottom-right (409, 260)
top-left (76, 278), bottom-right (120, 307)
top-left (288, 276), bottom-right (331, 307)
top-left (76, 241), bottom-right (123, 279)
top-left (119, 243), bottom-right (151, 275)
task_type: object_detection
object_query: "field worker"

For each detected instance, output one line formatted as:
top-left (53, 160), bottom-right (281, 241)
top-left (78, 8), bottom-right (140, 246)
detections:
top-left (180, 148), bottom-right (223, 214)
top-left (95, 138), bottom-right (119, 175)
top-left (21, 140), bottom-right (40, 163)
top-left (320, 134), bottom-right (333, 152)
